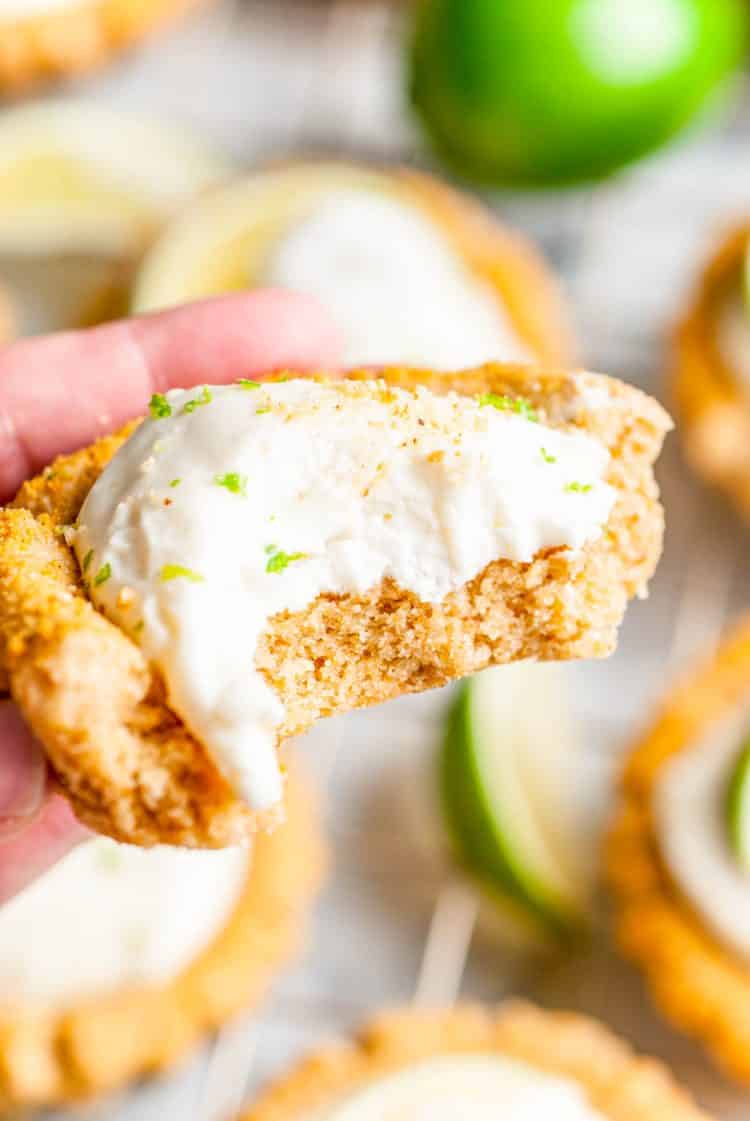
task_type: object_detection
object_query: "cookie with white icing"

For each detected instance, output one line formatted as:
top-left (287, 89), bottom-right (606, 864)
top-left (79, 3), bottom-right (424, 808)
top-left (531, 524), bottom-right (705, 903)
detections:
top-left (0, 365), bottom-right (669, 848)
top-left (132, 161), bottom-right (575, 369)
top-left (673, 223), bottom-right (750, 520)
top-left (608, 615), bottom-right (750, 1083)
top-left (241, 1004), bottom-right (710, 1121)
top-left (0, 0), bottom-right (210, 92)
top-left (0, 770), bottom-right (323, 1109)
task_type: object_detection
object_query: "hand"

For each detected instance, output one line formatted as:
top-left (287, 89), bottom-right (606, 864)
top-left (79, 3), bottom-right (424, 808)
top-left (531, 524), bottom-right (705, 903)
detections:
top-left (0, 291), bottom-right (339, 902)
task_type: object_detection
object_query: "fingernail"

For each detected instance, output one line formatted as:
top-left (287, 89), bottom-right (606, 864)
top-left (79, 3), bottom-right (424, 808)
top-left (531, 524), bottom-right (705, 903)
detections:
top-left (0, 704), bottom-right (47, 838)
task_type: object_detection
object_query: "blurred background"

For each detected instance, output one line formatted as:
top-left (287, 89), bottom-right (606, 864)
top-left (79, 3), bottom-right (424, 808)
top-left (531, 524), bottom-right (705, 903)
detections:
top-left (2, 1), bottom-right (750, 1119)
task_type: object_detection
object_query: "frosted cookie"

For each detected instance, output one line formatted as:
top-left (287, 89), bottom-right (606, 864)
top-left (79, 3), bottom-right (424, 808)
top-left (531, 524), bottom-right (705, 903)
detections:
top-left (132, 161), bottom-right (574, 368)
top-left (673, 223), bottom-right (750, 519)
top-left (0, 365), bottom-right (670, 848)
top-left (241, 1004), bottom-right (710, 1121)
top-left (0, 772), bottom-right (323, 1109)
top-left (608, 615), bottom-right (750, 1082)
top-left (0, 0), bottom-right (209, 92)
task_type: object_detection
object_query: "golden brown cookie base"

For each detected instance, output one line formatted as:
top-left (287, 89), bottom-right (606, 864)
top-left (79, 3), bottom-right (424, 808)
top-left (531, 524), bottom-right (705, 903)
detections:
top-left (0, 770), bottom-right (324, 1111)
top-left (673, 223), bottom-right (750, 520)
top-left (0, 365), bottom-right (669, 848)
top-left (0, 0), bottom-right (211, 93)
top-left (243, 1004), bottom-right (710, 1121)
top-left (607, 615), bottom-right (750, 1084)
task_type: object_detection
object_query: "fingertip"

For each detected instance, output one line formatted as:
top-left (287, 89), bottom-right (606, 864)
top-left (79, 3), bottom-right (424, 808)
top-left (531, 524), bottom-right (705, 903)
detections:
top-left (0, 792), bottom-right (89, 905)
top-left (247, 288), bottom-right (343, 364)
top-left (0, 702), bottom-right (47, 837)
top-left (134, 288), bottom-right (343, 390)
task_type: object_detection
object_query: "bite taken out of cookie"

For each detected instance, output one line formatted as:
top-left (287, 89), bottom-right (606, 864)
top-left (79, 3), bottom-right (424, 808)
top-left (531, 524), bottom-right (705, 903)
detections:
top-left (0, 364), bottom-right (670, 847)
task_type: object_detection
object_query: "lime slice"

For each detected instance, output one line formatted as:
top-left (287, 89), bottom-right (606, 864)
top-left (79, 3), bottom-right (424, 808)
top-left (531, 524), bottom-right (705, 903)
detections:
top-left (441, 663), bottom-right (591, 938)
top-left (726, 740), bottom-right (750, 870)
top-left (0, 101), bottom-right (227, 257)
top-left (410, 0), bottom-right (747, 186)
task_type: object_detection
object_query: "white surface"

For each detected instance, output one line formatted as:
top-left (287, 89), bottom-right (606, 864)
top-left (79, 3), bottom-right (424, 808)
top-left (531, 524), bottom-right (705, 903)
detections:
top-left (3, 2), bottom-right (750, 1119)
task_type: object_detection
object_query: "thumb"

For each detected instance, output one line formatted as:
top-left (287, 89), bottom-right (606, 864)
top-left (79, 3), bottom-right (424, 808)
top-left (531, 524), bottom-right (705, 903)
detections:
top-left (0, 703), bottom-right (89, 904)
top-left (0, 702), bottom-right (46, 838)
top-left (0, 794), bottom-right (88, 904)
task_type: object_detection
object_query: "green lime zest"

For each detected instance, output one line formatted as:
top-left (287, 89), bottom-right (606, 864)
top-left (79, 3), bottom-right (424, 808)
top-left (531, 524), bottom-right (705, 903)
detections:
top-left (565, 481), bottom-right (593, 494)
top-left (93, 562), bottom-right (112, 587)
top-left (478, 393), bottom-right (537, 422)
top-left (149, 393), bottom-right (172, 419)
top-left (265, 545), bottom-right (307, 574)
top-left (540, 447), bottom-right (557, 464)
top-left (183, 386), bottom-right (213, 414)
top-left (237, 378), bottom-right (261, 390)
top-left (214, 472), bottom-right (248, 496)
top-left (169, 478), bottom-right (181, 488)
top-left (255, 406), bottom-right (272, 415)
top-left (160, 564), bottom-right (205, 584)
top-left (82, 548), bottom-right (94, 574)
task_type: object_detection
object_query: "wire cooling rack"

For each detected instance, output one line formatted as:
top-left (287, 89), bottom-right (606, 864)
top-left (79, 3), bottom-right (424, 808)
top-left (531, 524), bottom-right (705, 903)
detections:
top-left (42, 3), bottom-right (750, 1119)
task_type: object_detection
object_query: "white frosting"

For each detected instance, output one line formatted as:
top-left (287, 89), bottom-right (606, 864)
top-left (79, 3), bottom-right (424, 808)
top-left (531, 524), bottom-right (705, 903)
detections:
top-left (654, 712), bottom-right (750, 960)
top-left (0, 0), bottom-right (91, 14)
top-left (260, 190), bottom-right (533, 369)
top-left (303, 1055), bottom-right (605, 1121)
top-left (717, 286), bottom-right (750, 394)
top-left (75, 379), bottom-right (614, 810)
top-left (0, 839), bottom-right (248, 1007)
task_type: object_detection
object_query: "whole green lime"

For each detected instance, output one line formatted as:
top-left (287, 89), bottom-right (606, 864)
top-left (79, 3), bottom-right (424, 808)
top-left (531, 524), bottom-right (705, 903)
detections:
top-left (410, 0), bottom-right (747, 186)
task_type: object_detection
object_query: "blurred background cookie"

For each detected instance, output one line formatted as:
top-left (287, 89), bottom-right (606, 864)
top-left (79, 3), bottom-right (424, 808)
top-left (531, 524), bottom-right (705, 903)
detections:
top-left (608, 618), bottom-right (750, 1083)
top-left (673, 224), bottom-right (750, 519)
top-left (131, 161), bottom-right (574, 367)
top-left (241, 1003), bottom-right (712, 1121)
top-left (0, 100), bottom-right (227, 335)
top-left (0, 770), bottom-right (323, 1110)
top-left (0, 0), bottom-right (213, 93)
